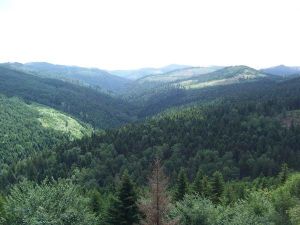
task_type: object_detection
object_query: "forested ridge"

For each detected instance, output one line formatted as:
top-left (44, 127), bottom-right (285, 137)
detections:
top-left (0, 95), bottom-right (92, 164)
top-left (1, 65), bottom-right (300, 224)
top-left (0, 66), bottom-right (136, 128)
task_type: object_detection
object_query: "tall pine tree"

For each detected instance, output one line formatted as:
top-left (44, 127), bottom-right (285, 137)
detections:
top-left (106, 171), bottom-right (140, 225)
top-left (174, 168), bottom-right (189, 201)
top-left (211, 171), bottom-right (225, 203)
top-left (279, 163), bottom-right (289, 184)
top-left (193, 169), bottom-right (211, 197)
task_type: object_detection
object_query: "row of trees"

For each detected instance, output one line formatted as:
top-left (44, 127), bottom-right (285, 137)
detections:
top-left (0, 160), bottom-right (298, 225)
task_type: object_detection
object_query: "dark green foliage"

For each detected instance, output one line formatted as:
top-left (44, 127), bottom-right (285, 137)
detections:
top-left (174, 168), bottom-right (189, 201)
top-left (193, 169), bottom-right (204, 194)
top-left (3, 76), bottom-right (300, 190)
top-left (193, 171), bottom-right (212, 198)
top-left (0, 66), bottom-right (135, 128)
top-left (1, 65), bottom-right (300, 224)
top-left (0, 95), bottom-right (82, 164)
top-left (89, 190), bottom-right (102, 215)
top-left (210, 171), bottom-right (225, 203)
top-left (105, 171), bottom-right (140, 225)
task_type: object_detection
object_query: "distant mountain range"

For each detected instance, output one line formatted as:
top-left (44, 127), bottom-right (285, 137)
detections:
top-left (261, 65), bottom-right (300, 76)
top-left (133, 65), bottom-right (269, 94)
top-left (1, 62), bottom-right (131, 93)
top-left (137, 66), bottom-right (224, 83)
top-left (109, 64), bottom-right (191, 80)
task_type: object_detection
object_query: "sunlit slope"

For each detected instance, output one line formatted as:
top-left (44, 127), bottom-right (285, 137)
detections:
top-left (137, 66), bottom-right (223, 83)
top-left (0, 66), bottom-right (136, 128)
top-left (0, 95), bottom-right (92, 164)
top-left (137, 66), bottom-right (268, 89)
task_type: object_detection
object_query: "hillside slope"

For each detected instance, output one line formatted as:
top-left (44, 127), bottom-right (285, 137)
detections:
top-left (1, 62), bottom-right (131, 93)
top-left (0, 95), bottom-right (92, 164)
top-left (137, 66), bottom-right (223, 83)
top-left (4, 76), bottom-right (300, 188)
top-left (110, 64), bottom-right (190, 80)
top-left (261, 65), bottom-right (300, 76)
top-left (0, 66), bottom-right (136, 128)
top-left (126, 66), bottom-right (269, 105)
top-left (175, 66), bottom-right (268, 89)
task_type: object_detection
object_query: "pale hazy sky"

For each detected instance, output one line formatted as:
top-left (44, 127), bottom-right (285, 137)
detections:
top-left (0, 0), bottom-right (299, 70)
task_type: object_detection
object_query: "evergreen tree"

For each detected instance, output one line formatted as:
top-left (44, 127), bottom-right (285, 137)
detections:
top-left (89, 189), bottom-right (102, 215)
top-left (174, 168), bottom-right (189, 201)
top-left (0, 194), bottom-right (5, 223)
top-left (193, 169), bottom-right (203, 194)
top-left (193, 171), bottom-right (211, 198)
top-left (106, 171), bottom-right (140, 225)
top-left (211, 171), bottom-right (225, 203)
top-left (279, 163), bottom-right (289, 184)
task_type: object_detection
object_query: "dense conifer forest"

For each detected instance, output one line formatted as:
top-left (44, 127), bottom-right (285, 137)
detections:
top-left (1, 64), bottom-right (300, 224)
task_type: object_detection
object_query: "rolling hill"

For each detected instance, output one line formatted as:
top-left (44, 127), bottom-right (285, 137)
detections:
top-left (133, 66), bottom-right (268, 94)
top-left (5, 75), bottom-right (300, 188)
top-left (1, 62), bottom-right (131, 93)
top-left (176, 65), bottom-right (269, 89)
top-left (137, 66), bottom-right (223, 83)
top-left (110, 64), bottom-right (191, 80)
top-left (0, 66), bottom-right (136, 128)
top-left (1, 62), bottom-right (300, 225)
top-left (261, 65), bottom-right (300, 76)
top-left (124, 66), bottom-right (272, 113)
top-left (0, 94), bottom-right (92, 164)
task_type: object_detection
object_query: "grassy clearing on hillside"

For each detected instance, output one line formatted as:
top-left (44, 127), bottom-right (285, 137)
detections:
top-left (0, 95), bottom-right (92, 164)
top-left (180, 72), bottom-right (266, 89)
top-left (33, 105), bottom-right (92, 139)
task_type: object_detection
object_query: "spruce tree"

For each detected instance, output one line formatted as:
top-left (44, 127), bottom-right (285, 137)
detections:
top-left (193, 170), bottom-right (211, 197)
top-left (89, 189), bottom-right (102, 215)
top-left (193, 169), bottom-right (203, 194)
top-left (174, 168), bottom-right (189, 201)
top-left (211, 171), bottom-right (225, 203)
top-left (279, 163), bottom-right (289, 184)
top-left (106, 171), bottom-right (140, 225)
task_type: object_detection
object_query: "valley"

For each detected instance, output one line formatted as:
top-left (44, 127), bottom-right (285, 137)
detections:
top-left (0, 62), bottom-right (300, 225)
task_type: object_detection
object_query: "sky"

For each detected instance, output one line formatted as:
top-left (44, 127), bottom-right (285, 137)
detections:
top-left (0, 0), bottom-right (299, 70)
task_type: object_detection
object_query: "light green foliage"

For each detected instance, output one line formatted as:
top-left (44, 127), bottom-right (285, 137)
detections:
top-left (173, 191), bottom-right (275, 225)
top-left (2, 179), bottom-right (98, 225)
top-left (226, 191), bottom-right (276, 225)
top-left (178, 66), bottom-right (267, 89)
top-left (272, 173), bottom-right (300, 225)
top-left (139, 67), bottom-right (222, 83)
top-left (172, 195), bottom-right (218, 225)
top-left (0, 95), bottom-right (91, 164)
top-left (34, 105), bottom-right (92, 140)
top-left (289, 205), bottom-right (300, 225)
